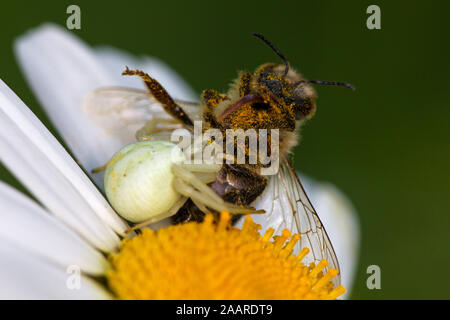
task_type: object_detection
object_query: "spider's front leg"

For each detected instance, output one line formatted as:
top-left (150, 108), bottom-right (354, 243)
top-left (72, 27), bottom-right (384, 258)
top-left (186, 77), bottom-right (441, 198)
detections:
top-left (136, 118), bottom-right (182, 141)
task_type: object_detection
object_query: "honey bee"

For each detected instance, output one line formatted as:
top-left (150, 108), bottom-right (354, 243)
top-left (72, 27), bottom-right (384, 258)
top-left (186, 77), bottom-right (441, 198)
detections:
top-left (84, 33), bottom-right (354, 285)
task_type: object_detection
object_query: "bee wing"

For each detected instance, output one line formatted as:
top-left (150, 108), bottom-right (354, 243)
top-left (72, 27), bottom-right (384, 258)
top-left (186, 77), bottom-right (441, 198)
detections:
top-left (252, 159), bottom-right (341, 286)
top-left (83, 87), bottom-right (202, 142)
top-left (174, 100), bottom-right (204, 123)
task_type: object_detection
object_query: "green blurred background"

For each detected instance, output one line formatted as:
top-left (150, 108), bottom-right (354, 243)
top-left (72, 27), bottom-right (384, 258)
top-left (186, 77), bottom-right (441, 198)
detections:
top-left (0, 0), bottom-right (449, 299)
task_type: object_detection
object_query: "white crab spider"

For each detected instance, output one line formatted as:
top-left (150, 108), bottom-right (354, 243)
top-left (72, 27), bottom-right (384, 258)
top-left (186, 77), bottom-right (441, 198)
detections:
top-left (104, 135), bottom-right (259, 233)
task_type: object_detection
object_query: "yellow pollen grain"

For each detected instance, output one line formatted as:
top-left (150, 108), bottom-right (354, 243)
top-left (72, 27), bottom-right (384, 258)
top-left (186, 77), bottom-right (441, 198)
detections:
top-left (106, 212), bottom-right (345, 300)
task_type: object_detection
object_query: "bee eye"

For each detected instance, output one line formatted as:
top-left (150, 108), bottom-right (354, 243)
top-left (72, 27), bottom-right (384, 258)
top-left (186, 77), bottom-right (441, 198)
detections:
top-left (293, 98), bottom-right (315, 120)
top-left (263, 79), bottom-right (283, 97)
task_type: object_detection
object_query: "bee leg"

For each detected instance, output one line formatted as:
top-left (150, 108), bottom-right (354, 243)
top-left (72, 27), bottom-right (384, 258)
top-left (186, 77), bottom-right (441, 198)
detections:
top-left (136, 118), bottom-right (182, 141)
top-left (122, 68), bottom-right (193, 126)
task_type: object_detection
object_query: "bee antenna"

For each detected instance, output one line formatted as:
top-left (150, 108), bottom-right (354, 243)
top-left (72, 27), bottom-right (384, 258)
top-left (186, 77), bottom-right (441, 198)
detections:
top-left (308, 80), bottom-right (355, 91)
top-left (252, 32), bottom-right (289, 77)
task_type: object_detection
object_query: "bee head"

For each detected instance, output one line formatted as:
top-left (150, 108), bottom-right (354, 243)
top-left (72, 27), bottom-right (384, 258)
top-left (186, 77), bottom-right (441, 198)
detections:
top-left (251, 33), bottom-right (354, 121)
top-left (253, 63), bottom-right (317, 121)
top-left (216, 33), bottom-right (354, 128)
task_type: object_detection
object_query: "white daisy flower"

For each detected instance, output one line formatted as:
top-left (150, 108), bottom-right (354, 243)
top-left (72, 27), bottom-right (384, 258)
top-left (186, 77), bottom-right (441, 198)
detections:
top-left (0, 23), bottom-right (359, 299)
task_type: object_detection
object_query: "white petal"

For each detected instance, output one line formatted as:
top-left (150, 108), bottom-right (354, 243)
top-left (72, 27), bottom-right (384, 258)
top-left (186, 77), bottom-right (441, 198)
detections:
top-left (95, 46), bottom-right (198, 101)
top-left (0, 240), bottom-right (112, 300)
top-left (0, 181), bottom-right (108, 276)
top-left (298, 175), bottom-right (359, 298)
top-left (14, 24), bottom-right (198, 192)
top-left (0, 79), bottom-right (123, 250)
top-left (5, 24), bottom-right (129, 233)
top-left (14, 23), bottom-right (124, 187)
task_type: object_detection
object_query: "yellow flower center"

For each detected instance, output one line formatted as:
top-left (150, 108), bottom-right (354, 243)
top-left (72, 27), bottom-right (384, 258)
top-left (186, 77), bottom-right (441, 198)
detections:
top-left (106, 212), bottom-right (345, 299)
